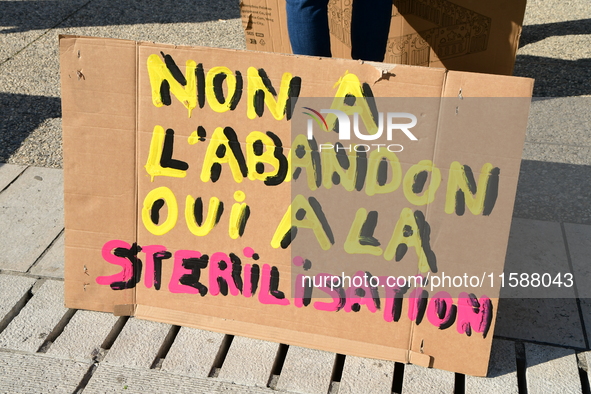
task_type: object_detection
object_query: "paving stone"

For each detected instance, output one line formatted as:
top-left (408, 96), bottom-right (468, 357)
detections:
top-left (564, 223), bottom-right (591, 297)
top-left (47, 310), bottom-right (119, 361)
top-left (0, 351), bottom-right (89, 394)
top-left (0, 274), bottom-right (36, 324)
top-left (501, 218), bottom-right (576, 298)
top-left (29, 232), bottom-right (64, 278)
top-left (525, 343), bottom-right (581, 394)
top-left (495, 218), bottom-right (585, 348)
top-left (564, 223), bottom-right (591, 342)
top-left (0, 279), bottom-right (67, 353)
top-left (103, 317), bottom-right (171, 369)
top-left (514, 160), bottom-right (591, 225)
top-left (465, 339), bottom-right (518, 394)
top-left (339, 356), bottom-right (394, 394)
top-left (218, 336), bottom-right (279, 387)
top-left (276, 346), bottom-right (335, 394)
top-left (161, 326), bottom-right (225, 378)
top-left (0, 163), bottom-right (25, 192)
top-left (401, 364), bottom-right (455, 394)
top-left (84, 363), bottom-right (283, 394)
top-left (496, 298), bottom-right (585, 348)
top-left (0, 167), bottom-right (63, 272)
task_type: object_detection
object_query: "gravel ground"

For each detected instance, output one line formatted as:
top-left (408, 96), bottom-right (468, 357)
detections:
top-left (0, 0), bottom-right (246, 168)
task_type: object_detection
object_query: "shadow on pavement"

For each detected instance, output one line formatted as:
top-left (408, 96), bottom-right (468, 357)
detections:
top-left (0, 0), bottom-right (241, 34)
top-left (514, 55), bottom-right (591, 97)
top-left (0, 93), bottom-right (61, 163)
top-left (515, 18), bottom-right (591, 96)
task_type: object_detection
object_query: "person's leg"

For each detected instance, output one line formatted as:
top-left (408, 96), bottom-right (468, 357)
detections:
top-left (286, 0), bottom-right (332, 57)
top-left (350, 0), bottom-right (392, 62)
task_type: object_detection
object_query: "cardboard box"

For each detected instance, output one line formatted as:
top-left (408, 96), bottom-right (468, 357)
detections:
top-left (240, 0), bottom-right (527, 75)
top-left (60, 35), bottom-right (532, 376)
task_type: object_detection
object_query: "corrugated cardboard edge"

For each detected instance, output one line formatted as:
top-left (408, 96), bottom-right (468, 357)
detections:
top-left (133, 304), bottom-right (422, 364)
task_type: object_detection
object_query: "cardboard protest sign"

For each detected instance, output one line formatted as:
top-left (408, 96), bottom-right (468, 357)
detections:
top-left (60, 35), bottom-right (532, 376)
top-left (240, 0), bottom-right (527, 75)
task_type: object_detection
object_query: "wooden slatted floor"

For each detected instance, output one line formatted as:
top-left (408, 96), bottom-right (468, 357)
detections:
top-left (1, 163), bottom-right (590, 394)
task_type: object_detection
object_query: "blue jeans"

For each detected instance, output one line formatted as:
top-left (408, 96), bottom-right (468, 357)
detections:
top-left (286, 0), bottom-right (392, 62)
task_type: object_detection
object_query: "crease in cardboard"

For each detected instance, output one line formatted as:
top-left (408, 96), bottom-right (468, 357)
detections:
top-left (402, 68), bottom-right (449, 360)
top-left (275, 0), bottom-right (288, 54)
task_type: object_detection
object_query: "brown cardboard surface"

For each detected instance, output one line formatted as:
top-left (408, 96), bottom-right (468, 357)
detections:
top-left (61, 36), bottom-right (137, 313)
top-left (60, 35), bottom-right (533, 376)
top-left (240, 0), bottom-right (527, 75)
